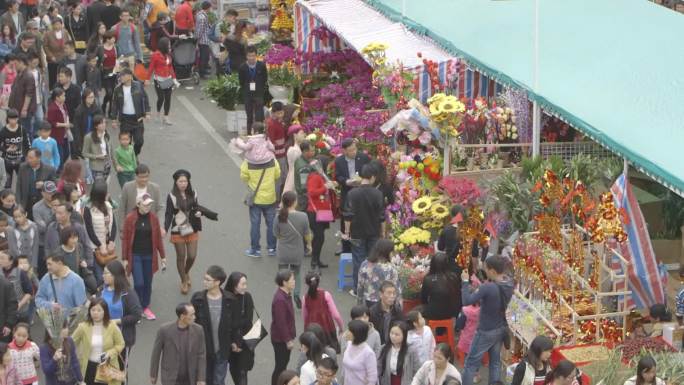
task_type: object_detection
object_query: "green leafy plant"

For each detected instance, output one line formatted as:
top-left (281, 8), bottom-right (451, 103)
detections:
top-left (489, 171), bottom-right (537, 233)
top-left (268, 66), bottom-right (300, 88)
top-left (565, 153), bottom-right (601, 189)
top-left (203, 74), bottom-right (241, 111)
top-left (520, 155), bottom-right (565, 183)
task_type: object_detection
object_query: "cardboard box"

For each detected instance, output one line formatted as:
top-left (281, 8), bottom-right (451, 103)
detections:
top-left (663, 324), bottom-right (684, 351)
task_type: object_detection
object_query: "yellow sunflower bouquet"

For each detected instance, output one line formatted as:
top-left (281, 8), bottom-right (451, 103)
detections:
top-left (427, 93), bottom-right (464, 138)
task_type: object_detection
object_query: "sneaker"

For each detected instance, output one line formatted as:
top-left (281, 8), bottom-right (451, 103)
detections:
top-left (267, 248), bottom-right (276, 257)
top-left (245, 249), bottom-right (261, 258)
top-left (143, 308), bottom-right (156, 320)
top-left (348, 289), bottom-right (357, 297)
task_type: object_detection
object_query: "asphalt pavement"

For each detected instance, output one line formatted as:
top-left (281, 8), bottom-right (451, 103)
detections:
top-left (112, 82), bottom-right (358, 384)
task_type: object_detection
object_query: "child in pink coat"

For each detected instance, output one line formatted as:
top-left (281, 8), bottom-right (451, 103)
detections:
top-left (228, 122), bottom-right (275, 164)
top-left (457, 277), bottom-right (487, 384)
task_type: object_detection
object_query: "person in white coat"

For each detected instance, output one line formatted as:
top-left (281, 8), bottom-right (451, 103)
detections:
top-left (411, 344), bottom-right (461, 385)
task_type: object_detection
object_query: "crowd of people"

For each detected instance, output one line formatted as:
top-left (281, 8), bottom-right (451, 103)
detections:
top-left (0, 0), bottom-right (673, 385)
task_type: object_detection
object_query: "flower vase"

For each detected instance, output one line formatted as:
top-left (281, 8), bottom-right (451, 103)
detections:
top-left (402, 298), bottom-right (421, 315)
top-left (269, 85), bottom-right (292, 103)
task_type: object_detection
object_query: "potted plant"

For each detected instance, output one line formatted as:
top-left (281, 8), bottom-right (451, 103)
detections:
top-left (204, 74), bottom-right (242, 131)
top-left (268, 65), bottom-right (299, 103)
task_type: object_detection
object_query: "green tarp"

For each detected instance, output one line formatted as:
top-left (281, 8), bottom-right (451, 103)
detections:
top-left (364, 0), bottom-right (684, 195)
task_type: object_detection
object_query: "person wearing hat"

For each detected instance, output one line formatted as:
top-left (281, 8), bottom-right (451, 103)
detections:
top-left (122, 192), bottom-right (166, 320)
top-left (195, 1), bottom-right (213, 79)
top-left (31, 180), bottom-right (56, 277)
top-left (164, 169), bottom-right (205, 295)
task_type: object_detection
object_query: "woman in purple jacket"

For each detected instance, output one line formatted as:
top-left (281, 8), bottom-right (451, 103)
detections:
top-left (271, 269), bottom-right (296, 385)
top-left (39, 327), bottom-right (83, 385)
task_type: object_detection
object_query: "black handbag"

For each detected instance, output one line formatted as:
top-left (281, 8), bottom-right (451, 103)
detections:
top-left (242, 307), bottom-right (268, 351)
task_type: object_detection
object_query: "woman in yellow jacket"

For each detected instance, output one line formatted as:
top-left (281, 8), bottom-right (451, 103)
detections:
top-left (72, 298), bottom-right (126, 385)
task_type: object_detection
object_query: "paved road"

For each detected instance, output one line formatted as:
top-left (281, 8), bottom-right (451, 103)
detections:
top-left (112, 83), bottom-right (358, 384)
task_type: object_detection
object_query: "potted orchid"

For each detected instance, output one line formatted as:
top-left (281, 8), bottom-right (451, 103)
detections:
top-left (265, 44), bottom-right (299, 102)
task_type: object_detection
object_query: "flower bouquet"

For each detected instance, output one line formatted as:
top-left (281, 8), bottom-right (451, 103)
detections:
top-left (37, 304), bottom-right (89, 382)
top-left (427, 93), bottom-right (465, 139)
top-left (392, 249), bottom-right (431, 300)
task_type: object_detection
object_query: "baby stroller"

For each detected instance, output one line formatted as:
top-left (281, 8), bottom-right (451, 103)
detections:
top-left (172, 36), bottom-right (201, 85)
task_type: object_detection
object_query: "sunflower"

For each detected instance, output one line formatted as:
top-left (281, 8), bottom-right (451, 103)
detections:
top-left (430, 203), bottom-right (449, 219)
top-left (427, 93), bottom-right (446, 106)
top-left (399, 226), bottom-right (431, 245)
top-left (429, 103), bottom-right (442, 117)
top-left (438, 96), bottom-right (462, 114)
top-left (412, 197), bottom-right (432, 214)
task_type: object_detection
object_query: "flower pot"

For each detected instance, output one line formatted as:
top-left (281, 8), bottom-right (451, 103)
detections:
top-left (402, 298), bottom-right (421, 315)
top-left (466, 157), bottom-right (476, 171)
top-left (496, 159), bottom-right (504, 169)
top-left (269, 85), bottom-right (292, 104)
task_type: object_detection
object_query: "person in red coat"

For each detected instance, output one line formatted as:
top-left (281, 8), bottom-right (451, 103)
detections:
top-left (46, 88), bottom-right (72, 169)
top-left (174, 0), bottom-right (196, 35)
top-left (306, 157), bottom-right (335, 269)
top-left (146, 37), bottom-right (177, 125)
top-left (122, 192), bottom-right (166, 320)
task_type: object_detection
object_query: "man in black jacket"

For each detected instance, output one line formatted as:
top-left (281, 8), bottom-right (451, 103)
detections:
top-left (191, 265), bottom-right (234, 385)
top-left (57, 67), bottom-right (82, 120)
top-left (344, 164), bottom-right (383, 294)
top-left (110, 68), bottom-right (150, 156)
top-left (369, 281), bottom-right (403, 345)
top-left (16, 148), bottom-right (56, 220)
top-left (334, 138), bottom-right (370, 255)
top-left (0, 274), bottom-right (18, 343)
top-left (238, 45), bottom-right (267, 135)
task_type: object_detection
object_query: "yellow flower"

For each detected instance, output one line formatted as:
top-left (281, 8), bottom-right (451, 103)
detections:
top-left (438, 96), bottom-right (462, 114)
top-left (430, 203), bottom-right (449, 219)
top-left (398, 226), bottom-right (431, 245)
top-left (427, 93), bottom-right (446, 106)
top-left (375, 57), bottom-right (386, 66)
top-left (429, 103), bottom-right (442, 117)
top-left (412, 197), bottom-right (432, 214)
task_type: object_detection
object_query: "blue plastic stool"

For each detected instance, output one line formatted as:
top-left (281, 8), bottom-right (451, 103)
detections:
top-left (337, 253), bottom-right (354, 292)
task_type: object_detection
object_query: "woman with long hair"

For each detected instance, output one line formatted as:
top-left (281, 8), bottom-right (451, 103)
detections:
top-left (0, 188), bottom-right (16, 223)
top-left (225, 272), bottom-right (255, 385)
top-left (46, 87), bottom-right (72, 168)
top-left (356, 239), bottom-right (400, 307)
top-left (276, 370), bottom-right (300, 385)
top-left (295, 323), bottom-right (338, 371)
top-left (164, 169), bottom-right (206, 294)
top-left (99, 260), bottom-right (142, 369)
top-left (274, 190), bottom-right (311, 307)
top-left (411, 343), bottom-right (461, 385)
top-left (420, 252), bottom-right (461, 320)
top-left (543, 360), bottom-right (578, 385)
top-left (511, 335), bottom-right (554, 385)
top-left (123, 192), bottom-right (166, 321)
top-left (342, 319), bottom-right (377, 385)
top-left (305, 156), bottom-right (335, 269)
top-left (0, 53), bottom-right (16, 110)
top-left (71, 298), bottom-right (125, 385)
top-left (57, 159), bottom-right (86, 197)
top-left (302, 271), bottom-right (344, 353)
top-left (43, 17), bottom-right (72, 89)
top-left (86, 22), bottom-right (106, 64)
top-left (0, 24), bottom-right (16, 53)
top-left (82, 115), bottom-right (112, 183)
top-left (72, 88), bottom-right (103, 159)
top-left (40, 325), bottom-right (83, 385)
top-left (99, 31), bottom-right (117, 116)
top-left (378, 321), bottom-right (421, 385)
top-left (64, 3), bottom-right (89, 53)
top-left (624, 355), bottom-right (665, 385)
top-left (283, 125), bottom-right (305, 195)
top-left (298, 331), bottom-right (325, 385)
top-left (147, 37), bottom-right (176, 125)
top-left (83, 180), bottom-right (116, 283)
top-left (271, 270), bottom-right (297, 385)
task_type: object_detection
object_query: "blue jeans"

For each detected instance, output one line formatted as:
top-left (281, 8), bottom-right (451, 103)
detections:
top-left (462, 326), bottom-right (506, 385)
top-left (212, 351), bottom-right (229, 385)
top-left (248, 204), bottom-right (276, 251)
top-left (350, 237), bottom-right (378, 291)
top-left (93, 262), bottom-right (104, 287)
top-left (30, 105), bottom-right (44, 139)
top-left (132, 254), bottom-right (153, 308)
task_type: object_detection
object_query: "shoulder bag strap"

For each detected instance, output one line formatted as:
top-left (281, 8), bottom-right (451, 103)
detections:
top-left (49, 274), bottom-right (58, 302)
top-left (496, 283), bottom-right (509, 324)
top-left (287, 218), bottom-right (303, 239)
top-left (253, 168), bottom-right (267, 195)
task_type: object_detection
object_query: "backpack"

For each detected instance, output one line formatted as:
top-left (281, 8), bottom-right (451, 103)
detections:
top-left (114, 22), bottom-right (136, 40)
top-left (208, 22), bottom-right (221, 43)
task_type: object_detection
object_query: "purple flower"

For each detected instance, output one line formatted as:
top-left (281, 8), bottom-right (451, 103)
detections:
top-left (265, 44), bottom-right (295, 66)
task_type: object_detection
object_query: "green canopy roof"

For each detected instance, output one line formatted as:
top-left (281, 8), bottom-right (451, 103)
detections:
top-left (364, 0), bottom-right (684, 195)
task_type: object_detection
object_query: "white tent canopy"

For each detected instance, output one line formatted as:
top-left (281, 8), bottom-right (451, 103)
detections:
top-left (296, 0), bottom-right (453, 69)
